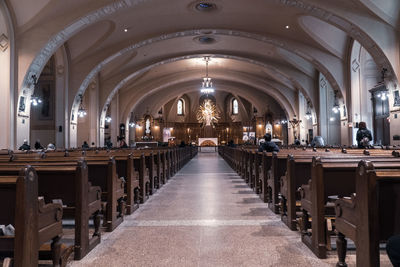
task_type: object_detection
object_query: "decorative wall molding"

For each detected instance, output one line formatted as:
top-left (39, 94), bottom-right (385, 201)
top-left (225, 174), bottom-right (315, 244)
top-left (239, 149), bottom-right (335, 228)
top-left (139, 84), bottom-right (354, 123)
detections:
top-left (0, 34), bottom-right (8, 52)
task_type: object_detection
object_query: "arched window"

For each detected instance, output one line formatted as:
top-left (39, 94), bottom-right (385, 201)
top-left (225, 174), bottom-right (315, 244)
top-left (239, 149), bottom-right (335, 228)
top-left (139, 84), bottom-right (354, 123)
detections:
top-left (232, 98), bottom-right (239, 115)
top-left (177, 99), bottom-right (184, 115)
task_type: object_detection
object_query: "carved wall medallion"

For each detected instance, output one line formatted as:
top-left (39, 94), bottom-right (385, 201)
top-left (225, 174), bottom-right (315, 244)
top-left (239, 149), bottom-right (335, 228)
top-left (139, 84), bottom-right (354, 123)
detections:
top-left (0, 34), bottom-right (9, 52)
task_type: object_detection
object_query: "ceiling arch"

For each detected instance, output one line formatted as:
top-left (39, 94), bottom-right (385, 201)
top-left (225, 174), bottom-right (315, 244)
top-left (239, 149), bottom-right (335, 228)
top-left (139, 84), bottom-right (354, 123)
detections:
top-left (97, 54), bottom-right (315, 119)
top-left (118, 78), bottom-right (296, 127)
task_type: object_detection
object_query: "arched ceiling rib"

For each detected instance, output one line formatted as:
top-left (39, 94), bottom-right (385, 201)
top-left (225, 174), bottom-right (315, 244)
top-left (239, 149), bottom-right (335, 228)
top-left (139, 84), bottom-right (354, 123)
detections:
top-left (119, 77), bottom-right (297, 125)
top-left (97, 54), bottom-right (315, 114)
top-left (129, 84), bottom-right (292, 124)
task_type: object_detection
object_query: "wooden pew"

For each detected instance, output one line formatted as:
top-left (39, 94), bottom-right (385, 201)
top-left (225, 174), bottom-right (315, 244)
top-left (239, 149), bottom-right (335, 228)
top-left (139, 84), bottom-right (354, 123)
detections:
top-left (280, 155), bottom-right (312, 230)
top-left (7, 155), bottom-right (125, 233)
top-left (335, 161), bottom-right (400, 267)
top-left (299, 156), bottom-right (400, 259)
top-left (113, 153), bottom-right (140, 215)
top-left (279, 150), bottom-right (399, 231)
top-left (0, 166), bottom-right (63, 267)
top-left (260, 151), bottom-right (273, 203)
top-left (132, 153), bottom-right (150, 203)
top-left (0, 161), bottom-right (101, 260)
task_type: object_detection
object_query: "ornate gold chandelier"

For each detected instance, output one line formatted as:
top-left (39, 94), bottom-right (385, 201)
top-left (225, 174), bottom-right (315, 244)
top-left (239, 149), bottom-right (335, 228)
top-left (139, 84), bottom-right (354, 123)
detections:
top-left (197, 99), bottom-right (220, 127)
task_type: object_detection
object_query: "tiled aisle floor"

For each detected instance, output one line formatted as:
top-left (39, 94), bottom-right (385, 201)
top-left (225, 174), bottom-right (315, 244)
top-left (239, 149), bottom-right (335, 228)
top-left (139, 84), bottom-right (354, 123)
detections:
top-left (68, 152), bottom-right (391, 267)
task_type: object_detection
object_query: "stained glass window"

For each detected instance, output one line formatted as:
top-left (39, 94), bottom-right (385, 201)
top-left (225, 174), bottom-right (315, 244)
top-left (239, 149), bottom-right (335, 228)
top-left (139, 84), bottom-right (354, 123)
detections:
top-left (177, 99), bottom-right (184, 115)
top-left (232, 99), bottom-right (239, 115)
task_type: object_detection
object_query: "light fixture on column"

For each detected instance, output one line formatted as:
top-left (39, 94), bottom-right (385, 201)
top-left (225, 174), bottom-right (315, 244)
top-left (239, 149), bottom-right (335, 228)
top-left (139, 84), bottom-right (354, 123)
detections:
top-left (200, 56), bottom-right (215, 94)
top-left (372, 68), bottom-right (389, 101)
top-left (129, 112), bottom-right (135, 128)
top-left (105, 116), bottom-right (112, 123)
top-left (77, 94), bottom-right (87, 118)
top-left (332, 91), bottom-right (340, 114)
top-left (376, 91), bottom-right (388, 101)
top-left (30, 75), bottom-right (42, 106)
top-left (305, 100), bottom-right (312, 120)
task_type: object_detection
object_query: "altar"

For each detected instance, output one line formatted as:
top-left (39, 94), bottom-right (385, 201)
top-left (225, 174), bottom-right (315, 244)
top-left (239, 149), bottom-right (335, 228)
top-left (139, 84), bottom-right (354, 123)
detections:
top-left (198, 138), bottom-right (218, 152)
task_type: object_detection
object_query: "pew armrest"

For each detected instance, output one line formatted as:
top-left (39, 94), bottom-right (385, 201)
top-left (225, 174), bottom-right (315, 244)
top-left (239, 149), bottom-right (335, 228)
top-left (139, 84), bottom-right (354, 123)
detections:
top-left (335, 196), bottom-right (357, 240)
top-left (37, 197), bottom-right (63, 245)
top-left (299, 180), bottom-right (312, 212)
top-left (88, 185), bottom-right (102, 214)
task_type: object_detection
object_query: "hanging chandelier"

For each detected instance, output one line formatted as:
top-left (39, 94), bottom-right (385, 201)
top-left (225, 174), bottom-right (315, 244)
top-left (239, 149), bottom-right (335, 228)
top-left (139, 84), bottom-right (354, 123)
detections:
top-left (77, 94), bottom-right (87, 118)
top-left (200, 56), bottom-right (215, 94)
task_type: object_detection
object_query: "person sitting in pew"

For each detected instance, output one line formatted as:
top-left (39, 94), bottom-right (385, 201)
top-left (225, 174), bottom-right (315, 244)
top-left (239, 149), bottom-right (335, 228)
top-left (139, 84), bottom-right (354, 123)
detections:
top-left (46, 143), bottom-right (55, 151)
top-left (119, 138), bottom-right (128, 148)
top-left (18, 139), bottom-right (30, 151)
top-left (387, 234), bottom-right (400, 267)
top-left (356, 121), bottom-right (372, 148)
top-left (82, 141), bottom-right (90, 149)
top-left (34, 139), bottom-right (43, 150)
top-left (258, 133), bottom-right (279, 152)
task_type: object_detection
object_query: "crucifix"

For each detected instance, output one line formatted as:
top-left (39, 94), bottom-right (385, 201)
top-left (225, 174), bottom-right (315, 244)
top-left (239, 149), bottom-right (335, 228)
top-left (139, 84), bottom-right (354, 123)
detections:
top-left (289, 115), bottom-right (302, 140)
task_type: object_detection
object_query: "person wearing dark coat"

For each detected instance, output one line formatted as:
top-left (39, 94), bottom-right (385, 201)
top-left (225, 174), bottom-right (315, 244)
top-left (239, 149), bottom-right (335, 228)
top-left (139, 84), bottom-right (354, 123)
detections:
top-left (105, 138), bottom-right (113, 149)
top-left (387, 234), bottom-right (400, 267)
top-left (227, 140), bottom-right (236, 147)
top-left (119, 138), bottom-right (128, 148)
top-left (356, 121), bottom-right (372, 148)
top-left (82, 141), bottom-right (90, 149)
top-left (179, 141), bottom-right (186, 148)
top-left (258, 133), bottom-right (279, 152)
top-left (18, 139), bottom-right (31, 151)
top-left (34, 139), bottom-right (43, 150)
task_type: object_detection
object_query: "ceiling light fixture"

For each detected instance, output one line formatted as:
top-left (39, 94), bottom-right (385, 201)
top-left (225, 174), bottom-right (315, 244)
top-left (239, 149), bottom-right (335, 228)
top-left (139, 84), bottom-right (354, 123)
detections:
top-left (124, 28), bottom-right (128, 32)
top-left (200, 56), bottom-right (215, 94)
top-left (285, 25), bottom-right (290, 29)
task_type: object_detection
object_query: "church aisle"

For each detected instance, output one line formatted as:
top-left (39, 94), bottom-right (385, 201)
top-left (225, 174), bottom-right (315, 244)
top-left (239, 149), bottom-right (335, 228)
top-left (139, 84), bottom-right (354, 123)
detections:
top-left (68, 153), bottom-right (344, 266)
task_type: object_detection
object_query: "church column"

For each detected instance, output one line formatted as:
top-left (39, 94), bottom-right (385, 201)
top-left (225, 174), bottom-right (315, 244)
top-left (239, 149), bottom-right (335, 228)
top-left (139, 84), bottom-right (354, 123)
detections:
top-left (89, 79), bottom-right (99, 147)
top-left (54, 47), bottom-right (69, 149)
top-left (110, 93), bottom-right (119, 146)
top-left (0, 1), bottom-right (15, 149)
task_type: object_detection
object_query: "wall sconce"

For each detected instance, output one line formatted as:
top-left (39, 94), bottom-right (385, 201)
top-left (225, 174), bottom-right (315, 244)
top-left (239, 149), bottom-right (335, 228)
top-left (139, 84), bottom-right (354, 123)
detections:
top-left (30, 75), bottom-right (42, 106)
top-left (332, 90), bottom-right (340, 114)
top-left (105, 116), bottom-right (112, 123)
top-left (305, 100), bottom-right (312, 120)
top-left (376, 91), bottom-right (388, 101)
top-left (77, 94), bottom-right (87, 118)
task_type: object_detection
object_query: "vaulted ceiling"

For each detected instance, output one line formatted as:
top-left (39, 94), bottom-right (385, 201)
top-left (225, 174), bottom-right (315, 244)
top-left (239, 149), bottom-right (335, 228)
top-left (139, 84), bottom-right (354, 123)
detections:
top-left (7, 0), bottom-right (400, 123)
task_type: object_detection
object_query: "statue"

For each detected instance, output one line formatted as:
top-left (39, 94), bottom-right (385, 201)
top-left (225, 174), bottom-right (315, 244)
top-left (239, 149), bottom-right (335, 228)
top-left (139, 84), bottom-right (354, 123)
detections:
top-left (265, 121), bottom-right (272, 135)
top-left (145, 118), bottom-right (151, 134)
top-left (197, 99), bottom-right (220, 127)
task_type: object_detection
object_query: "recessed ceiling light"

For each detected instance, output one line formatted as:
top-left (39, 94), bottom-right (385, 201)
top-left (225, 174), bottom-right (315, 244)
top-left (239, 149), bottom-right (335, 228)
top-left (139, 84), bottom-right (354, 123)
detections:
top-left (124, 28), bottom-right (128, 32)
top-left (285, 25), bottom-right (290, 29)
top-left (195, 2), bottom-right (217, 12)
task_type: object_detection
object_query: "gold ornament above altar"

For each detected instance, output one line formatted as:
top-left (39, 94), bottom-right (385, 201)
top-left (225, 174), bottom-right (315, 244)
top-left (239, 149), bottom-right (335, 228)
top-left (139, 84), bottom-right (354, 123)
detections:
top-left (197, 99), bottom-right (220, 127)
